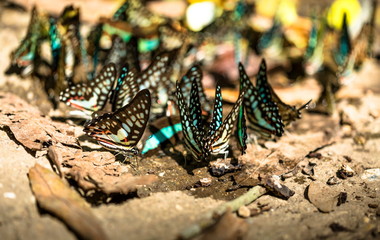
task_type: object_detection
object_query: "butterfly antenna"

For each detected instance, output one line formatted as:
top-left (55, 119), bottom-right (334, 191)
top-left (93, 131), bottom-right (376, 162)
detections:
top-left (298, 99), bottom-right (312, 111)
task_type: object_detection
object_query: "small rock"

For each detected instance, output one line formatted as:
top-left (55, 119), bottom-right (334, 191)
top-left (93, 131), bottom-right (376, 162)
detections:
top-left (307, 182), bottom-right (338, 213)
top-left (376, 207), bottom-right (380, 216)
top-left (199, 178), bottom-right (212, 187)
top-left (237, 206), bottom-right (251, 218)
top-left (343, 155), bottom-right (353, 162)
top-left (341, 125), bottom-right (353, 137)
top-left (302, 162), bottom-right (316, 176)
top-left (337, 165), bottom-right (355, 179)
top-left (250, 208), bottom-right (261, 216)
top-left (368, 203), bottom-right (378, 209)
top-left (209, 159), bottom-right (241, 177)
top-left (262, 175), bottom-right (295, 200)
top-left (353, 134), bottom-right (367, 146)
top-left (327, 176), bottom-right (340, 185)
top-left (3, 192), bottom-right (16, 199)
top-left (193, 178), bottom-right (212, 188)
top-left (337, 192), bottom-right (347, 206)
top-left (306, 152), bottom-right (322, 159)
top-left (361, 169), bottom-right (380, 181)
top-left (258, 203), bottom-right (271, 212)
top-left (330, 223), bottom-right (351, 232)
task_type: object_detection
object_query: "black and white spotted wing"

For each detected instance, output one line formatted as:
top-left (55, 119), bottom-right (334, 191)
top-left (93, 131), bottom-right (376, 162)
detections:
top-left (179, 65), bottom-right (211, 113)
top-left (83, 89), bottom-right (151, 155)
top-left (114, 52), bottom-right (173, 112)
top-left (209, 90), bottom-right (245, 156)
top-left (238, 62), bottom-right (284, 138)
top-left (59, 63), bottom-right (117, 113)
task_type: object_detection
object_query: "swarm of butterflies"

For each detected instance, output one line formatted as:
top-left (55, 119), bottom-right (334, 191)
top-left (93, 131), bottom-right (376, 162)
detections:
top-left (5, 0), bottom-right (377, 162)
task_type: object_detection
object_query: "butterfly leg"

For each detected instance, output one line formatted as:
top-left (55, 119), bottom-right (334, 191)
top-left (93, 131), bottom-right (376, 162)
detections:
top-left (223, 150), bottom-right (229, 160)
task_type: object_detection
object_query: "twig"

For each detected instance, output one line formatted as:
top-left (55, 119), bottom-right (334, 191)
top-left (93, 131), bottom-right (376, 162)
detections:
top-left (306, 141), bottom-right (336, 157)
top-left (179, 185), bottom-right (268, 239)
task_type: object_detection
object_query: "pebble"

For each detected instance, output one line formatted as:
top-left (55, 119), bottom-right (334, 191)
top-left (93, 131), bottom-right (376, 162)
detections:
top-left (3, 192), bottom-right (16, 199)
top-left (337, 165), bottom-right (355, 179)
top-left (361, 169), bottom-right (380, 181)
top-left (327, 176), bottom-right (340, 185)
top-left (199, 178), bottom-right (212, 187)
top-left (368, 203), bottom-right (378, 209)
top-left (307, 182), bottom-right (337, 213)
top-left (237, 206), bottom-right (251, 218)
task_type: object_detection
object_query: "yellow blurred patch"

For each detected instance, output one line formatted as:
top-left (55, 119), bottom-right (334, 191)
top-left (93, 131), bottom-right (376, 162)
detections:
top-left (327, 0), bottom-right (361, 29)
top-left (256, 0), bottom-right (299, 26)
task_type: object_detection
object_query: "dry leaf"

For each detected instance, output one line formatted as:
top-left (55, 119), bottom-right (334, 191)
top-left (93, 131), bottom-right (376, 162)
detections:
top-left (28, 163), bottom-right (109, 240)
top-left (48, 145), bottom-right (158, 195)
top-left (0, 93), bottom-right (79, 152)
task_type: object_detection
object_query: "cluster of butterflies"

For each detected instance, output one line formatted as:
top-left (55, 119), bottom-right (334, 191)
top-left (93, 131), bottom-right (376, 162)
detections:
top-left (5, 0), bottom-right (184, 107)
top-left (5, 0), bottom-right (377, 162)
top-left (60, 53), bottom-right (309, 162)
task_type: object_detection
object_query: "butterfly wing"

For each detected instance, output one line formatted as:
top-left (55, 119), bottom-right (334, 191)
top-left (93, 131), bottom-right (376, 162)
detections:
top-left (113, 68), bottom-right (140, 111)
top-left (236, 104), bottom-right (247, 155)
top-left (210, 91), bottom-right (245, 155)
top-left (208, 84), bottom-right (223, 136)
top-left (255, 60), bottom-right (304, 126)
top-left (84, 89), bottom-right (151, 154)
top-left (179, 65), bottom-right (211, 114)
top-left (104, 36), bottom-right (127, 67)
top-left (334, 13), bottom-right (351, 67)
top-left (175, 81), bottom-right (202, 160)
top-left (239, 62), bottom-right (284, 138)
top-left (189, 78), bottom-right (203, 131)
top-left (59, 63), bottom-right (117, 113)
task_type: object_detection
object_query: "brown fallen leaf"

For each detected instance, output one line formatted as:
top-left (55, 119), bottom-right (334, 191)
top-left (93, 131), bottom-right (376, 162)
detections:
top-left (48, 145), bottom-right (158, 195)
top-left (0, 93), bottom-right (79, 152)
top-left (195, 211), bottom-right (248, 240)
top-left (28, 163), bottom-right (109, 240)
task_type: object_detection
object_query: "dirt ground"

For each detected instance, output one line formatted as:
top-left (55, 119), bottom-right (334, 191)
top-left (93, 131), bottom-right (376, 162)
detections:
top-left (1, 2), bottom-right (380, 240)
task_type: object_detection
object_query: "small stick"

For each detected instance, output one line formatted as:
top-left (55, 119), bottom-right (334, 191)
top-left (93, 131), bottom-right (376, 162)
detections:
top-left (179, 185), bottom-right (268, 239)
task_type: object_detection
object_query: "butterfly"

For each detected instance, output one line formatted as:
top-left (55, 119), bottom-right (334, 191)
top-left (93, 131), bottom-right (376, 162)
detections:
top-left (56, 5), bottom-right (87, 85)
top-left (176, 69), bottom-right (245, 161)
top-left (177, 65), bottom-right (212, 115)
top-left (112, 51), bottom-right (175, 118)
top-left (304, 17), bottom-right (326, 75)
top-left (339, 0), bottom-right (377, 77)
top-left (59, 63), bottom-right (118, 115)
top-left (239, 61), bottom-right (284, 139)
top-left (86, 23), bottom-right (104, 80)
top-left (334, 13), bottom-right (351, 68)
top-left (83, 89), bottom-right (151, 156)
top-left (7, 6), bottom-right (49, 76)
top-left (48, 17), bottom-right (62, 71)
top-left (236, 96), bottom-right (247, 155)
top-left (104, 36), bottom-right (128, 68)
top-left (257, 20), bottom-right (284, 56)
top-left (255, 59), bottom-right (310, 126)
